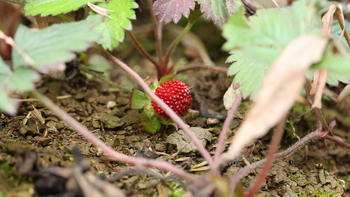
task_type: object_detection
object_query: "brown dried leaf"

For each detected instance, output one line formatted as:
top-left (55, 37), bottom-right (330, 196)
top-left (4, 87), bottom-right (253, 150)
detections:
top-left (220, 35), bottom-right (327, 164)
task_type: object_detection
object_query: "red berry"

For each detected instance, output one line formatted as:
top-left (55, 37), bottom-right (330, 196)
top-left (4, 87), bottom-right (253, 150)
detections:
top-left (152, 80), bottom-right (192, 118)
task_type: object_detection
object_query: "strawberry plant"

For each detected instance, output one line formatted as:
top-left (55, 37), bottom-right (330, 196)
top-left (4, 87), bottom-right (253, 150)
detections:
top-left (1, 0), bottom-right (350, 196)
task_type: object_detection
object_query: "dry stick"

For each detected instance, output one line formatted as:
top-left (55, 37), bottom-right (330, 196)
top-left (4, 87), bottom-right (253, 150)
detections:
top-left (245, 116), bottom-right (287, 197)
top-left (175, 65), bottom-right (228, 75)
top-left (213, 93), bottom-right (242, 165)
top-left (230, 130), bottom-right (321, 193)
top-left (324, 134), bottom-right (350, 150)
top-left (105, 52), bottom-right (214, 165)
top-left (335, 5), bottom-right (350, 47)
top-left (126, 31), bottom-right (160, 69)
top-left (30, 90), bottom-right (199, 185)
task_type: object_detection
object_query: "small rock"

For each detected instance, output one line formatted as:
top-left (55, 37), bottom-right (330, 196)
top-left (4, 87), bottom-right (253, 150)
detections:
top-left (106, 101), bottom-right (116, 109)
top-left (101, 114), bottom-right (125, 129)
top-left (206, 118), bottom-right (219, 125)
top-left (92, 119), bottom-right (100, 129)
top-left (19, 127), bottom-right (28, 135)
top-left (319, 169), bottom-right (326, 184)
top-left (155, 143), bottom-right (166, 152)
top-left (283, 186), bottom-right (297, 197)
top-left (36, 137), bottom-right (51, 146)
top-left (167, 127), bottom-right (212, 153)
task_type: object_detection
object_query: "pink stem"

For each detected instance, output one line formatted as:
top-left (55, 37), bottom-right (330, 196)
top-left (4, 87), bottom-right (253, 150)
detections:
top-left (324, 134), bottom-right (350, 150)
top-left (230, 130), bottom-right (321, 194)
top-left (245, 116), bottom-right (286, 197)
top-left (105, 52), bottom-right (214, 166)
top-left (213, 92), bottom-right (242, 165)
top-left (31, 90), bottom-right (198, 185)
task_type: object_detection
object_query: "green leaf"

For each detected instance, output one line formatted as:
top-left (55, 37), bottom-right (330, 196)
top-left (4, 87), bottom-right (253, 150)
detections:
top-left (223, 0), bottom-right (322, 99)
top-left (332, 20), bottom-right (350, 53)
top-left (0, 58), bottom-right (39, 114)
top-left (131, 89), bottom-right (149, 109)
top-left (313, 48), bottom-right (350, 85)
top-left (25, 0), bottom-right (103, 16)
top-left (159, 74), bottom-right (175, 83)
top-left (198, 0), bottom-right (241, 25)
top-left (140, 114), bottom-right (161, 134)
top-left (82, 54), bottom-right (111, 79)
top-left (94, 0), bottom-right (138, 50)
top-left (8, 68), bottom-right (39, 91)
top-left (0, 58), bottom-right (17, 114)
top-left (0, 93), bottom-right (17, 115)
top-left (12, 16), bottom-right (101, 71)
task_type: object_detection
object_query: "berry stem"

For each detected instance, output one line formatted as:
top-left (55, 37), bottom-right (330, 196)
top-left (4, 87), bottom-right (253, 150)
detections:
top-left (126, 31), bottom-right (160, 71)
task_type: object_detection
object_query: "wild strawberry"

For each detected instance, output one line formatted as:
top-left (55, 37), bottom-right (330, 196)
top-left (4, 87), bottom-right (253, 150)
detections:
top-left (152, 80), bottom-right (192, 118)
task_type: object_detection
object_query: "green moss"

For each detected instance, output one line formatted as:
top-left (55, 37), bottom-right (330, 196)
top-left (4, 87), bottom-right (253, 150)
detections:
top-left (312, 188), bottom-right (335, 197)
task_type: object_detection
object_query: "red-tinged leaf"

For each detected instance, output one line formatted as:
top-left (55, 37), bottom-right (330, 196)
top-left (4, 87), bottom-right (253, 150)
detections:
top-left (153, 0), bottom-right (195, 23)
top-left (198, 0), bottom-right (231, 24)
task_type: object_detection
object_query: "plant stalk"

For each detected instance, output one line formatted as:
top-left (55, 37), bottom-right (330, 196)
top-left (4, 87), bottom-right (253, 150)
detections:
top-left (245, 116), bottom-right (287, 197)
top-left (213, 92), bottom-right (242, 165)
top-left (126, 31), bottom-right (160, 70)
top-left (163, 21), bottom-right (193, 67)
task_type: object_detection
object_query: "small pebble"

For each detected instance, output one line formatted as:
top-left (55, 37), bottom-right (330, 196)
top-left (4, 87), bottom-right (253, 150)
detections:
top-left (107, 101), bottom-right (116, 109)
top-left (206, 118), bottom-right (219, 125)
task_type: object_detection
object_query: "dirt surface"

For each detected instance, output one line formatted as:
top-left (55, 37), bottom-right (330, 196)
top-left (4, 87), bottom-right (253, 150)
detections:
top-left (0, 67), bottom-right (349, 196)
top-left (1, 2), bottom-right (350, 196)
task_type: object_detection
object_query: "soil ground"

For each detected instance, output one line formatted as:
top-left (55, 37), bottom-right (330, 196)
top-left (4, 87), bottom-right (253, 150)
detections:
top-left (1, 2), bottom-right (350, 196)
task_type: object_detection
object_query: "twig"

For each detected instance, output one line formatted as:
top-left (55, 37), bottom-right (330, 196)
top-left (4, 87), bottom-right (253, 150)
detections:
top-left (175, 65), bottom-right (228, 75)
top-left (213, 92), bottom-right (242, 166)
top-left (271, 0), bottom-right (280, 8)
top-left (126, 31), bottom-right (160, 70)
top-left (335, 4), bottom-right (350, 47)
top-left (324, 134), bottom-right (350, 150)
top-left (30, 90), bottom-right (199, 185)
top-left (230, 130), bottom-right (321, 192)
top-left (245, 116), bottom-right (286, 197)
top-left (104, 52), bottom-right (214, 166)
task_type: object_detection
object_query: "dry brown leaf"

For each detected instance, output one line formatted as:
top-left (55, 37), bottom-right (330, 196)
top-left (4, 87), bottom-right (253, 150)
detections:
top-left (311, 3), bottom-right (350, 108)
top-left (310, 4), bottom-right (335, 108)
top-left (219, 35), bottom-right (327, 164)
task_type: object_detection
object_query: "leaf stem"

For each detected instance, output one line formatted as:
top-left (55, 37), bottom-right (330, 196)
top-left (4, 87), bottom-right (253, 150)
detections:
top-left (163, 21), bottom-right (193, 67)
top-left (30, 90), bottom-right (199, 185)
top-left (230, 129), bottom-right (321, 193)
top-left (213, 92), bottom-right (242, 166)
top-left (104, 52), bottom-right (214, 166)
top-left (245, 116), bottom-right (286, 197)
top-left (126, 31), bottom-right (160, 71)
